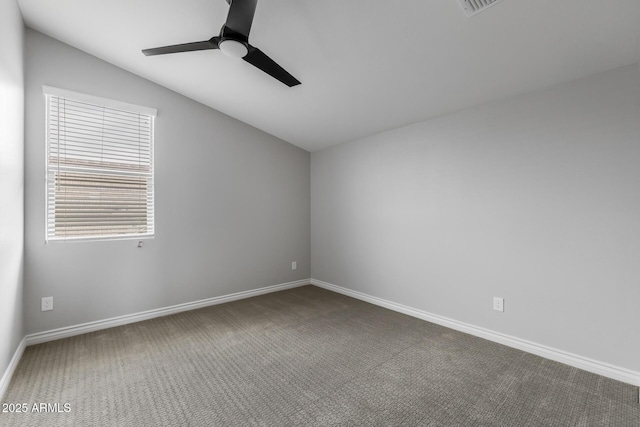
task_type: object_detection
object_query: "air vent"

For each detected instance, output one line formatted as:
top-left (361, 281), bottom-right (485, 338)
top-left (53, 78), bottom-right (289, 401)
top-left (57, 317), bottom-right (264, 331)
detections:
top-left (457, 0), bottom-right (504, 17)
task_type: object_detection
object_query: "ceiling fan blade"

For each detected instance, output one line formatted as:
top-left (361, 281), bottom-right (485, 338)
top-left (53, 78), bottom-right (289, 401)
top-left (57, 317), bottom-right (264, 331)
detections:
top-left (225, 0), bottom-right (257, 39)
top-left (142, 38), bottom-right (220, 56)
top-left (243, 45), bottom-right (301, 87)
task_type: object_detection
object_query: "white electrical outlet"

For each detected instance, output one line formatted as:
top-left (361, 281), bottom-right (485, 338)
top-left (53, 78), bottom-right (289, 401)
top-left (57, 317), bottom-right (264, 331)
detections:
top-left (41, 296), bottom-right (54, 312)
top-left (493, 297), bottom-right (504, 312)
top-left (291, 261), bottom-right (297, 270)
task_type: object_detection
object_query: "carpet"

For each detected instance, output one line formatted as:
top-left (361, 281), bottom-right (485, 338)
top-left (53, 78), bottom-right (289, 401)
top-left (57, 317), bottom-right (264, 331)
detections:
top-left (1, 285), bottom-right (638, 426)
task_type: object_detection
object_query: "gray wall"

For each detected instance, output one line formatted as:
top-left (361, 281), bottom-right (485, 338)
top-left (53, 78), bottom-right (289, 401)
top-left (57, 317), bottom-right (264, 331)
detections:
top-left (25, 29), bottom-right (310, 334)
top-left (311, 64), bottom-right (640, 372)
top-left (0, 0), bottom-right (25, 382)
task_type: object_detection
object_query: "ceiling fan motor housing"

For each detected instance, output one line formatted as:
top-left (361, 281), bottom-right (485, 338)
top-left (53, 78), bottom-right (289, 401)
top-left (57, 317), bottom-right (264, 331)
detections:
top-left (218, 24), bottom-right (249, 57)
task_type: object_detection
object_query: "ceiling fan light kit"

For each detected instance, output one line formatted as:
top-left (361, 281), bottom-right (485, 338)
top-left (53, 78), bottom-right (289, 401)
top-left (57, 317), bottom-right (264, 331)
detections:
top-left (219, 39), bottom-right (248, 58)
top-left (142, 0), bottom-right (301, 87)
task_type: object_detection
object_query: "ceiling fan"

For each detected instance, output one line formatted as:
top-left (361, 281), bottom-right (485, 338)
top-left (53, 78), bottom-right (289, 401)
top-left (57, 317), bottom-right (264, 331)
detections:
top-left (142, 0), bottom-right (301, 87)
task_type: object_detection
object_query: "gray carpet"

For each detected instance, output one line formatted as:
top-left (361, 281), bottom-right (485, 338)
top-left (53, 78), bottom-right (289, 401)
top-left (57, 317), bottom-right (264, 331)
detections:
top-left (1, 285), bottom-right (638, 426)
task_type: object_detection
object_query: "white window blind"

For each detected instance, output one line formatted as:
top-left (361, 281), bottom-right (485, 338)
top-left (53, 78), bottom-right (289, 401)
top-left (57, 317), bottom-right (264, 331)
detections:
top-left (44, 86), bottom-right (157, 242)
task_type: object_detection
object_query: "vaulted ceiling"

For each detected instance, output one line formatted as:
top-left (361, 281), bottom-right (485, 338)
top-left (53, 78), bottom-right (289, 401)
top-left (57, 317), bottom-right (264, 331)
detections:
top-left (17, 0), bottom-right (640, 151)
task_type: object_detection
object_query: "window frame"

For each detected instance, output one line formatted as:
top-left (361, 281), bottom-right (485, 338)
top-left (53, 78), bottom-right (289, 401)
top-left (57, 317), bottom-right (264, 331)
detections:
top-left (43, 86), bottom-right (157, 243)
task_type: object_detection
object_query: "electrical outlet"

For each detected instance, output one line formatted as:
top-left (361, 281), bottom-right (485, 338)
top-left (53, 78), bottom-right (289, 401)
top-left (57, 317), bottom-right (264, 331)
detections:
top-left (493, 297), bottom-right (504, 312)
top-left (291, 261), bottom-right (297, 270)
top-left (41, 296), bottom-right (54, 312)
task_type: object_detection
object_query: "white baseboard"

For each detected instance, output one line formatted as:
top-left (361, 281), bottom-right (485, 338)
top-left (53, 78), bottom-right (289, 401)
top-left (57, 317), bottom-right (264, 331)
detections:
top-left (25, 279), bottom-right (310, 346)
top-left (311, 278), bottom-right (640, 388)
top-left (0, 337), bottom-right (26, 402)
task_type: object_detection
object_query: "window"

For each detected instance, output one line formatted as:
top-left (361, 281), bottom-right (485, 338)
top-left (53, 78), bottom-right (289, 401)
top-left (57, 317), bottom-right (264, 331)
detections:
top-left (44, 86), bottom-right (156, 242)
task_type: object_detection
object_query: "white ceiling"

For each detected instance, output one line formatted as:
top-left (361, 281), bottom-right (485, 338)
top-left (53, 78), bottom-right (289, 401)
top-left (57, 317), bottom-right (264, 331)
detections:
top-left (17, 0), bottom-right (640, 152)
